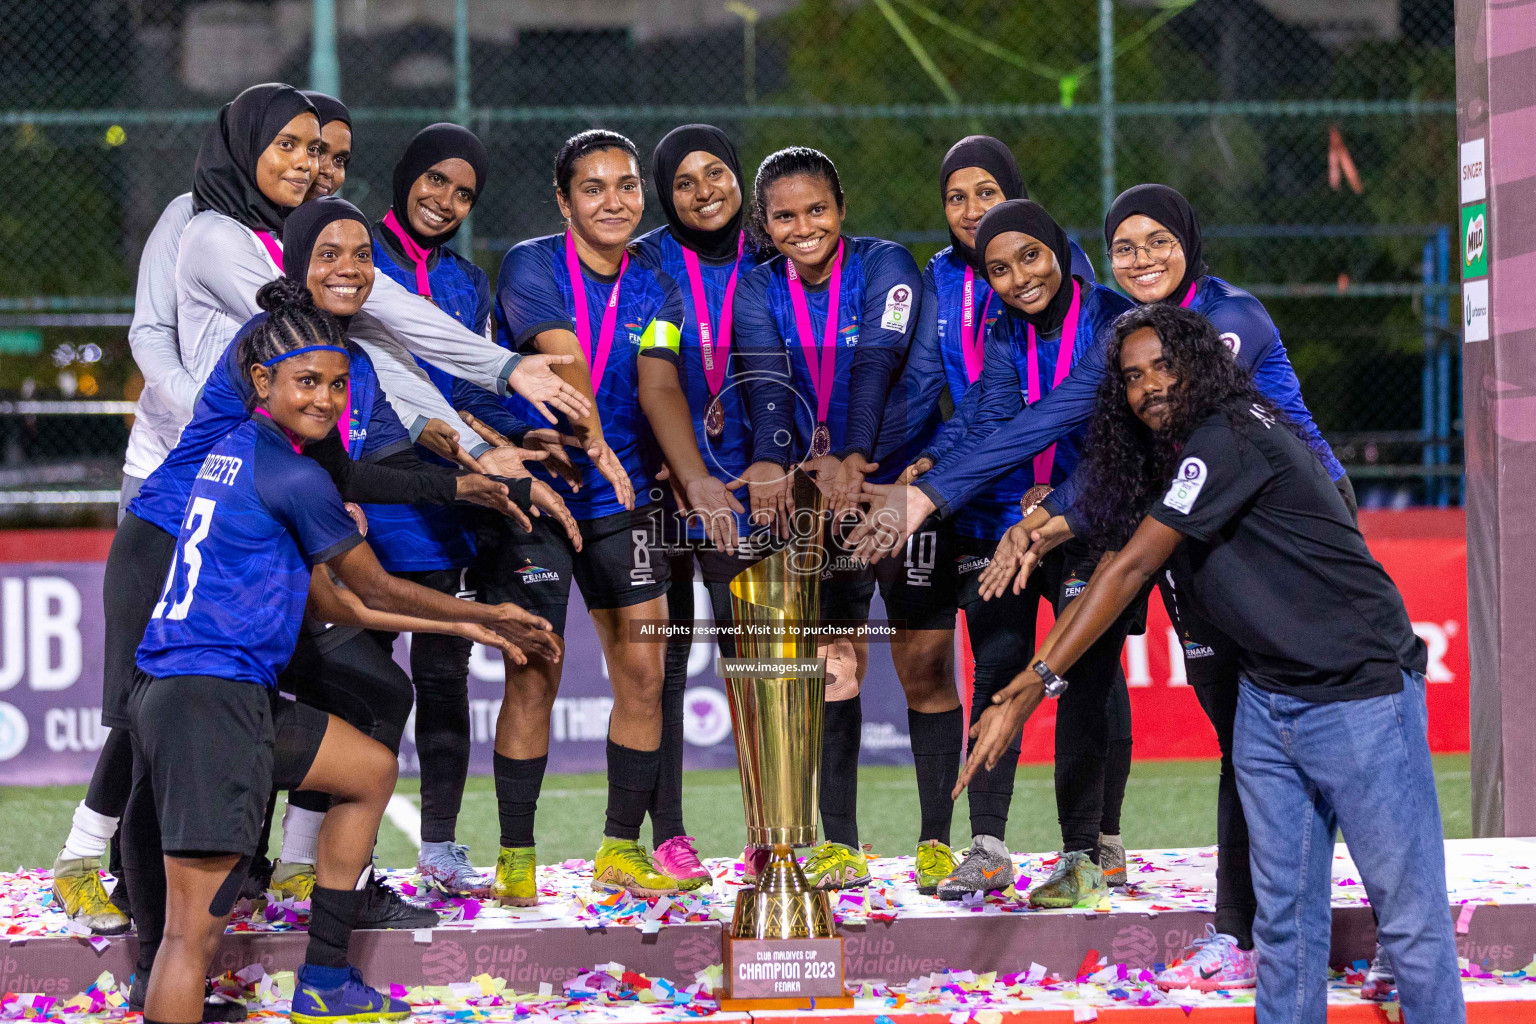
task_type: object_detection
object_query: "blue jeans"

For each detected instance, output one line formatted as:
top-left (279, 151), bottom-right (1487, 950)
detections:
top-left (1234, 670), bottom-right (1463, 1024)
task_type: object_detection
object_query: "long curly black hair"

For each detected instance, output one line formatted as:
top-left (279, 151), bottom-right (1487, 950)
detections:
top-left (1075, 303), bottom-right (1298, 549)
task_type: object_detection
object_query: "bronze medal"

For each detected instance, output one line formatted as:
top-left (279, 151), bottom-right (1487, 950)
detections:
top-left (1020, 483), bottom-right (1054, 519)
top-left (705, 395), bottom-right (725, 438)
top-left (810, 422), bottom-right (832, 459)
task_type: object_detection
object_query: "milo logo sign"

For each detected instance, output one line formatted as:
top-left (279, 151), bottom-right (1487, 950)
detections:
top-left (1462, 203), bottom-right (1488, 278)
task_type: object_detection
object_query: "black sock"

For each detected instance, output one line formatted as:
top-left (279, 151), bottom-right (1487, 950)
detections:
top-left (289, 789), bottom-right (330, 813)
top-left (965, 735), bottom-right (1020, 841)
top-left (413, 688), bottom-right (472, 845)
top-left (1099, 735), bottom-right (1133, 837)
top-left (908, 707), bottom-right (962, 846)
top-left (649, 609), bottom-right (691, 845)
top-left (493, 753), bottom-right (547, 848)
top-left (819, 698), bottom-right (862, 848)
top-left (306, 886), bottom-right (363, 969)
top-left (605, 739), bottom-right (660, 841)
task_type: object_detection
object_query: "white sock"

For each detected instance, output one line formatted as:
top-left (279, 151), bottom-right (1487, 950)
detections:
top-left (279, 805), bottom-right (326, 865)
top-left (62, 801), bottom-right (118, 860)
top-left (972, 834), bottom-right (1009, 859)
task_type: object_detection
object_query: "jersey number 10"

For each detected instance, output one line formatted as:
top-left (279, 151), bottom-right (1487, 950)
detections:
top-left (152, 497), bottom-right (217, 621)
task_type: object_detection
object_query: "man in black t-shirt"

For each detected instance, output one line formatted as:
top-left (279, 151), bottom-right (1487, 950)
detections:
top-left (958, 304), bottom-right (1462, 1024)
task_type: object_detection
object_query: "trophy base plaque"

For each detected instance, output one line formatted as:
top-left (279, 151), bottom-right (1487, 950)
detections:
top-left (719, 938), bottom-right (851, 1009)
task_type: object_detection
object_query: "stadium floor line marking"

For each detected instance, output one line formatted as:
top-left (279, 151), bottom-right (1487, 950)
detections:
top-left (385, 794), bottom-right (422, 849)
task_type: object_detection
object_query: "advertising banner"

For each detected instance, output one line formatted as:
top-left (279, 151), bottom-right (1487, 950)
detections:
top-left (0, 511), bottom-right (1468, 786)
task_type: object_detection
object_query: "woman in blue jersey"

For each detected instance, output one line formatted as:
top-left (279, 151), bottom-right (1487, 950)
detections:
top-left (479, 129), bottom-right (687, 904)
top-left (127, 289), bottom-right (557, 1024)
top-left (633, 124), bottom-right (762, 892)
top-left (856, 200), bottom-right (1136, 907)
top-left (115, 202), bottom-right (527, 996)
top-left (872, 136), bottom-right (1118, 896)
top-left (366, 123), bottom-right (532, 896)
top-left (733, 146), bottom-right (924, 890)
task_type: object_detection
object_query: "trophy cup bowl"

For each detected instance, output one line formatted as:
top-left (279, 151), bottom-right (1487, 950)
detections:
top-left (724, 469), bottom-right (835, 943)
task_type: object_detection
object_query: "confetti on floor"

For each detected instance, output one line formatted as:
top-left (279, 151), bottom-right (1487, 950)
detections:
top-left (5, 839), bottom-right (1536, 1020)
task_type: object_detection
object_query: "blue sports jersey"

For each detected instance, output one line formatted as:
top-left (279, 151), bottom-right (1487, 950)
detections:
top-left (136, 416), bottom-right (364, 688)
top-left (129, 313), bottom-right (411, 538)
top-left (874, 239), bottom-right (1095, 476)
top-left (935, 281), bottom-right (1133, 539)
top-left (633, 225), bottom-right (765, 539)
top-left (359, 228), bottom-right (490, 572)
top-left (484, 232), bottom-right (684, 520)
top-left (735, 236), bottom-right (921, 485)
top-left (1184, 276), bottom-right (1344, 481)
top-left (919, 270), bottom-right (1344, 521)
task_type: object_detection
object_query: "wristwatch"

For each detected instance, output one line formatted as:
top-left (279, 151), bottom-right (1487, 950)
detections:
top-left (1033, 660), bottom-right (1070, 699)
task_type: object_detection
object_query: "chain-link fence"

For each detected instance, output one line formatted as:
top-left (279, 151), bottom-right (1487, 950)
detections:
top-left (0, 0), bottom-right (1459, 522)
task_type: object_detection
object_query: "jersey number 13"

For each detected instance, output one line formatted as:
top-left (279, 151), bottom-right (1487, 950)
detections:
top-left (152, 497), bottom-right (217, 621)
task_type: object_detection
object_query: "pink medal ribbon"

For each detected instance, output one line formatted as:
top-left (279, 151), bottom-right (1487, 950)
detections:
top-left (254, 230), bottom-right (284, 272)
top-left (682, 234), bottom-right (745, 438)
top-left (382, 209), bottom-right (434, 299)
top-left (959, 265), bottom-right (995, 384)
top-left (681, 233), bottom-right (745, 394)
top-left (786, 239), bottom-right (845, 457)
top-left (564, 231), bottom-right (629, 394)
top-left (1025, 279), bottom-right (1082, 485)
top-left (1178, 280), bottom-right (1198, 308)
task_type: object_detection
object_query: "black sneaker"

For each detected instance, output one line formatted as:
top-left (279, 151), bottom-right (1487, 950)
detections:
top-left (107, 876), bottom-right (133, 922)
top-left (239, 855), bottom-right (274, 902)
top-left (129, 976), bottom-right (246, 1022)
top-left (356, 874), bottom-right (439, 930)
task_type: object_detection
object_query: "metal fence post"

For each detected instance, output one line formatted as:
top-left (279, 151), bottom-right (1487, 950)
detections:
top-left (1099, 0), bottom-right (1115, 235)
top-left (455, 0), bottom-right (474, 258)
top-left (309, 0), bottom-right (340, 96)
top-left (1421, 235), bottom-right (1436, 503)
top-left (1436, 225), bottom-right (1452, 506)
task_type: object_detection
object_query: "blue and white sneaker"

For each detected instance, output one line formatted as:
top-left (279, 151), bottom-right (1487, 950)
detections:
top-left (290, 965), bottom-right (410, 1024)
top-left (417, 841), bottom-right (488, 896)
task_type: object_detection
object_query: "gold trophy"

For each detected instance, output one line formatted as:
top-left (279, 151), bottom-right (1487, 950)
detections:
top-left (718, 470), bottom-right (849, 1008)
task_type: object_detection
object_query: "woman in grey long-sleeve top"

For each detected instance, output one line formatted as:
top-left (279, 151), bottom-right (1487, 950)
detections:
top-left (122, 85), bottom-right (591, 509)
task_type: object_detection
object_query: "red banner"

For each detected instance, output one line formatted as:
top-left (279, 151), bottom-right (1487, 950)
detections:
top-left (959, 509), bottom-right (1470, 760)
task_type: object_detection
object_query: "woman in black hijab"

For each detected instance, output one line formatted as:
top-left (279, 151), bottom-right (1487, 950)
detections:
top-left (301, 90), bottom-right (352, 200)
top-left (192, 82), bottom-right (318, 233)
top-left (631, 124), bottom-right (758, 889)
top-left (386, 122), bottom-right (489, 250)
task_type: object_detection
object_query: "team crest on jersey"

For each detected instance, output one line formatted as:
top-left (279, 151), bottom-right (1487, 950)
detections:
top-left (840, 322), bottom-right (859, 347)
top-left (626, 322), bottom-right (643, 345)
top-left (956, 555), bottom-right (990, 574)
top-left (1162, 457), bottom-right (1207, 514)
top-left (517, 564), bottom-right (560, 583)
top-left (1063, 574), bottom-right (1087, 598)
top-left (1183, 640), bottom-right (1216, 659)
top-left (881, 284), bottom-right (913, 333)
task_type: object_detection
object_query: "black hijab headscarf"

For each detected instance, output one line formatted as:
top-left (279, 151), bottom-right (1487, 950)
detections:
top-left (975, 199), bottom-right (1076, 333)
top-left (650, 124), bottom-right (746, 261)
top-left (1103, 184), bottom-right (1208, 302)
top-left (939, 135), bottom-right (1026, 268)
top-left (192, 83), bottom-right (316, 234)
top-left (300, 90), bottom-right (351, 130)
top-left (390, 123), bottom-right (490, 249)
top-left (281, 195), bottom-right (370, 290)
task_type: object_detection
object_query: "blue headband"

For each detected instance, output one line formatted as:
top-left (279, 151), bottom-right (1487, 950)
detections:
top-left (261, 344), bottom-right (350, 367)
